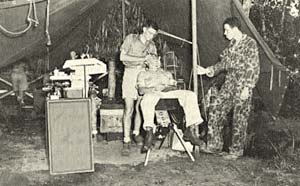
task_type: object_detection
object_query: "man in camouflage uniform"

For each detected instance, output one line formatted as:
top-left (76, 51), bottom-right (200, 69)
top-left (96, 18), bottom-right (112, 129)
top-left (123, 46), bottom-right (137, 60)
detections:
top-left (198, 17), bottom-right (260, 160)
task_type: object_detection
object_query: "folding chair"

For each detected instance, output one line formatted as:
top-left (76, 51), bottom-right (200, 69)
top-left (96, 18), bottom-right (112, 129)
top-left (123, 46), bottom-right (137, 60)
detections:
top-left (144, 98), bottom-right (195, 166)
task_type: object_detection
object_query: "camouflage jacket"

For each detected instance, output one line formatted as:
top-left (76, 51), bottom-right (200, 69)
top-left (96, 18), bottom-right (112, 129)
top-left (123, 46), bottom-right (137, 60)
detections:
top-left (210, 35), bottom-right (260, 92)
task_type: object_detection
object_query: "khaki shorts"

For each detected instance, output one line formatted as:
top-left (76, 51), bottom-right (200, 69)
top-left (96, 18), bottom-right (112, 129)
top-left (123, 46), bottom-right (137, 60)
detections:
top-left (122, 68), bottom-right (145, 100)
top-left (11, 72), bottom-right (28, 91)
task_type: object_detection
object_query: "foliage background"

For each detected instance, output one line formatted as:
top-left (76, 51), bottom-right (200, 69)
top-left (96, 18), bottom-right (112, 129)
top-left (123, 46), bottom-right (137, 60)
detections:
top-left (249, 0), bottom-right (300, 117)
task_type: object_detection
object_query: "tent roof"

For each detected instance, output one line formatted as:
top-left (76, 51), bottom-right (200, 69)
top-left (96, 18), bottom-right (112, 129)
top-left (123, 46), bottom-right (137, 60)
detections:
top-left (0, 0), bottom-right (288, 115)
top-left (137, 0), bottom-right (288, 116)
top-left (0, 0), bottom-right (114, 69)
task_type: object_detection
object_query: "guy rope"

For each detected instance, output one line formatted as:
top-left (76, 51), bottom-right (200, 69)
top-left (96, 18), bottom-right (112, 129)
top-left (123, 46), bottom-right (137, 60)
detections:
top-left (0, 0), bottom-right (39, 36)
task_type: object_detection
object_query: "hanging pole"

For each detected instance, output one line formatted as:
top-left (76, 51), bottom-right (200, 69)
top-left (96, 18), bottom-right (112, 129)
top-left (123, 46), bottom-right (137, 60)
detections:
top-left (46, 47), bottom-right (50, 72)
top-left (191, 0), bottom-right (198, 96)
top-left (158, 30), bottom-right (192, 44)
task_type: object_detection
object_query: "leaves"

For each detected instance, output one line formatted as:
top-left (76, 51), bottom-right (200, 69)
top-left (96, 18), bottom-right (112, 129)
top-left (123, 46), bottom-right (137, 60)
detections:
top-left (250, 0), bottom-right (300, 117)
top-left (87, 0), bottom-right (146, 62)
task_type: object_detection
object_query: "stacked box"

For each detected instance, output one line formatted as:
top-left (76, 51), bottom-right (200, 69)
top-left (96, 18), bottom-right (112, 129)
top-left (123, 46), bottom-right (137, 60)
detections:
top-left (64, 88), bottom-right (83, 98)
top-left (99, 107), bottom-right (123, 133)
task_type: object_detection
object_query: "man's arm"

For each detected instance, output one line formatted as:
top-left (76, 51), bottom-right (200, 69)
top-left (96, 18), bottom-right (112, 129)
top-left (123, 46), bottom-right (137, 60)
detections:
top-left (161, 72), bottom-right (177, 92)
top-left (120, 35), bottom-right (158, 67)
top-left (138, 86), bottom-right (160, 95)
top-left (136, 72), bottom-right (164, 95)
top-left (239, 38), bottom-right (260, 100)
top-left (120, 52), bottom-right (147, 64)
top-left (120, 34), bottom-right (146, 66)
top-left (208, 48), bottom-right (230, 76)
top-left (242, 39), bottom-right (260, 89)
top-left (197, 48), bottom-right (229, 77)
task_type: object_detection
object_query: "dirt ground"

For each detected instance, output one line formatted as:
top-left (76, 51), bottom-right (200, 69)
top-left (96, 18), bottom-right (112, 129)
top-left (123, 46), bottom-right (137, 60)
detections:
top-left (0, 113), bottom-right (300, 186)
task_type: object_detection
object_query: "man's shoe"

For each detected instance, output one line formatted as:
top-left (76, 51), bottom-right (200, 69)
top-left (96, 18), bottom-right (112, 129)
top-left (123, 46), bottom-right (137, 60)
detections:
top-left (142, 128), bottom-right (154, 152)
top-left (121, 142), bottom-right (131, 156)
top-left (133, 134), bottom-right (144, 146)
top-left (183, 126), bottom-right (202, 146)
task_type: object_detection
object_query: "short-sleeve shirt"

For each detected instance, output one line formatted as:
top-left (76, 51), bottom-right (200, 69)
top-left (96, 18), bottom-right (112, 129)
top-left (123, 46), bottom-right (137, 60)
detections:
top-left (137, 69), bottom-right (173, 89)
top-left (120, 34), bottom-right (157, 68)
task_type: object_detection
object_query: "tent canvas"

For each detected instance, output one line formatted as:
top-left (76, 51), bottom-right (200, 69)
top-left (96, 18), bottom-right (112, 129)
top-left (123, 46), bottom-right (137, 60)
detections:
top-left (138, 0), bottom-right (289, 116)
top-left (0, 0), bottom-right (289, 116)
top-left (0, 0), bottom-right (113, 69)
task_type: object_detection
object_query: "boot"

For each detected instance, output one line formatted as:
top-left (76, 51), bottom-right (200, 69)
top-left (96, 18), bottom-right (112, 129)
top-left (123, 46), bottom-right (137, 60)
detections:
top-left (183, 126), bottom-right (202, 146)
top-left (142, 127), bottom-right (154, 152)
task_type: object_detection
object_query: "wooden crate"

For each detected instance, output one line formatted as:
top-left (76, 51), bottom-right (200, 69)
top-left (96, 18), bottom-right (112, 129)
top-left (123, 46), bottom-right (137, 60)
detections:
top-left (99, 108), bottom-right (123, 133)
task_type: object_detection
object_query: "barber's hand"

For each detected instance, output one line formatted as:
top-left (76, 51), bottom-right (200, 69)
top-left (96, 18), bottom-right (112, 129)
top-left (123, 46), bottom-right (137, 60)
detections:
top-left (144, 54), bottom-right (152, 63)
top-left (240, 87), bottom-right (250, 100)
top-left (145, 54), bottom-right (159, 64)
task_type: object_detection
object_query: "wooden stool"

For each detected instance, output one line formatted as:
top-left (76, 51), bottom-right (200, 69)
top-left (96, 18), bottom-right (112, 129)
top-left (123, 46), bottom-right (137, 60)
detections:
top-left (144, 98), bottom-right (195, 166)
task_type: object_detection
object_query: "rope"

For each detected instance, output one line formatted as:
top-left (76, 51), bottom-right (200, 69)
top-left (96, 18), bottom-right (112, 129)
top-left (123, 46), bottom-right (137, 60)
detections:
top-left (270, 64), bottom-right (274, 91)
top-left (279, 70), bottom-right (281, 87)
top-left (197, 44), bottom-right (208, 121)
top-left (187, 45), bottom-right (208, 120)
top-left (0, 0), bottom-right (39, 36)
top-left (45, 0), bottom-right (51, 46)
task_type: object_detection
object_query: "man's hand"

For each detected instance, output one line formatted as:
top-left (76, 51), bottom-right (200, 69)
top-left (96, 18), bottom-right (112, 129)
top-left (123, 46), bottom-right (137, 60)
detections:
top-left (161, 86), bottom-right (177, 92)
top-left (197, 65), bottom-right (214, 77)
top-left (145, 54), bottom-right (159, 65)
top-left (154, 84), bottom-right (165, 92)
top-left (240, 87), bottom-right (250, 100)
top-left (197, 65), bottom-right (209, 75)
top-left (169, 79), bottom-right (177, 86)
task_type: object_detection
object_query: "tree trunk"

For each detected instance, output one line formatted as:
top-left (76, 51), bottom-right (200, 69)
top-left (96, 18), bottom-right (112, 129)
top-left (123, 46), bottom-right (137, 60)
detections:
top-left (108, 60), bottom-right (116, 100)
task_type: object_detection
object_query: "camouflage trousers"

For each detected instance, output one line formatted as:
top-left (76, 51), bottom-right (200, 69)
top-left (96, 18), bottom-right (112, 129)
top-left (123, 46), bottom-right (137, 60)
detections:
top-left (206, 88), bottom-right (252, 156)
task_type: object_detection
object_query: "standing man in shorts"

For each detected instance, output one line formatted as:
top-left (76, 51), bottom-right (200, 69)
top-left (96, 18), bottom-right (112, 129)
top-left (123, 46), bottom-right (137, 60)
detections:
top-left (120, 20), bottom-right (159, 156)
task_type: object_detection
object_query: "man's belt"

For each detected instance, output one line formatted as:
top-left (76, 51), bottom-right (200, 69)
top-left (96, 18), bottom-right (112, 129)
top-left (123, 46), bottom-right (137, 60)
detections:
top-left (126, 65), bottom-right (145, 69)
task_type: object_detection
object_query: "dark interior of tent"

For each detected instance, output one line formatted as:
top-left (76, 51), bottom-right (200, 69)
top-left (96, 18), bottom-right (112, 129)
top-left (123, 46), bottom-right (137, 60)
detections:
top-left (0, 0), bottom-right (300, 185)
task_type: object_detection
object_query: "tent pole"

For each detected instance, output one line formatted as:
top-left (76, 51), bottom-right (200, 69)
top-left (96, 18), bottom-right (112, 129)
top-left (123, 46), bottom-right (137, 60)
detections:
top-left (122, 0), bottom-right (126, 40)
top-left (191, 0), bottom-right (198, 96)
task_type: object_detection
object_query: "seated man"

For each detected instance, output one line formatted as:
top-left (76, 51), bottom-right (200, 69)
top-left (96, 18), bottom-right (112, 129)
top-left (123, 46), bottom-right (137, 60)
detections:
top-left (137, 56), bottom-right (204, 150)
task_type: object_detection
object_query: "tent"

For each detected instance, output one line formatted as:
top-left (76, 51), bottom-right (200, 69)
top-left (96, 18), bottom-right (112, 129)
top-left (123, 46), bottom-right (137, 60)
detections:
top-left (0, 0), bottom-right (114, 69)
top-left (0, 0), bottom-right (289, 116)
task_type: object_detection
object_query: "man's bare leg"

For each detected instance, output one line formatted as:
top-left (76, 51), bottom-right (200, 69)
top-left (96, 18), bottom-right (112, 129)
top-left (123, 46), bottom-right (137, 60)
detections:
top-left (133, 97), bottom-right (143, 144)
top-left (122, 98), bottom-right (134, 156)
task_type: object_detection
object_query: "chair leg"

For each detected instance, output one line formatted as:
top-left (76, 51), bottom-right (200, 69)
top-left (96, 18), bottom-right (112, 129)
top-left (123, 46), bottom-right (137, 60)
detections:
top-left (144, 149), bottom-right (151, 166)
top-left (158, 137), bottom-right (166, 149)
top-left (173, 125), bottom-right (195, 162)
